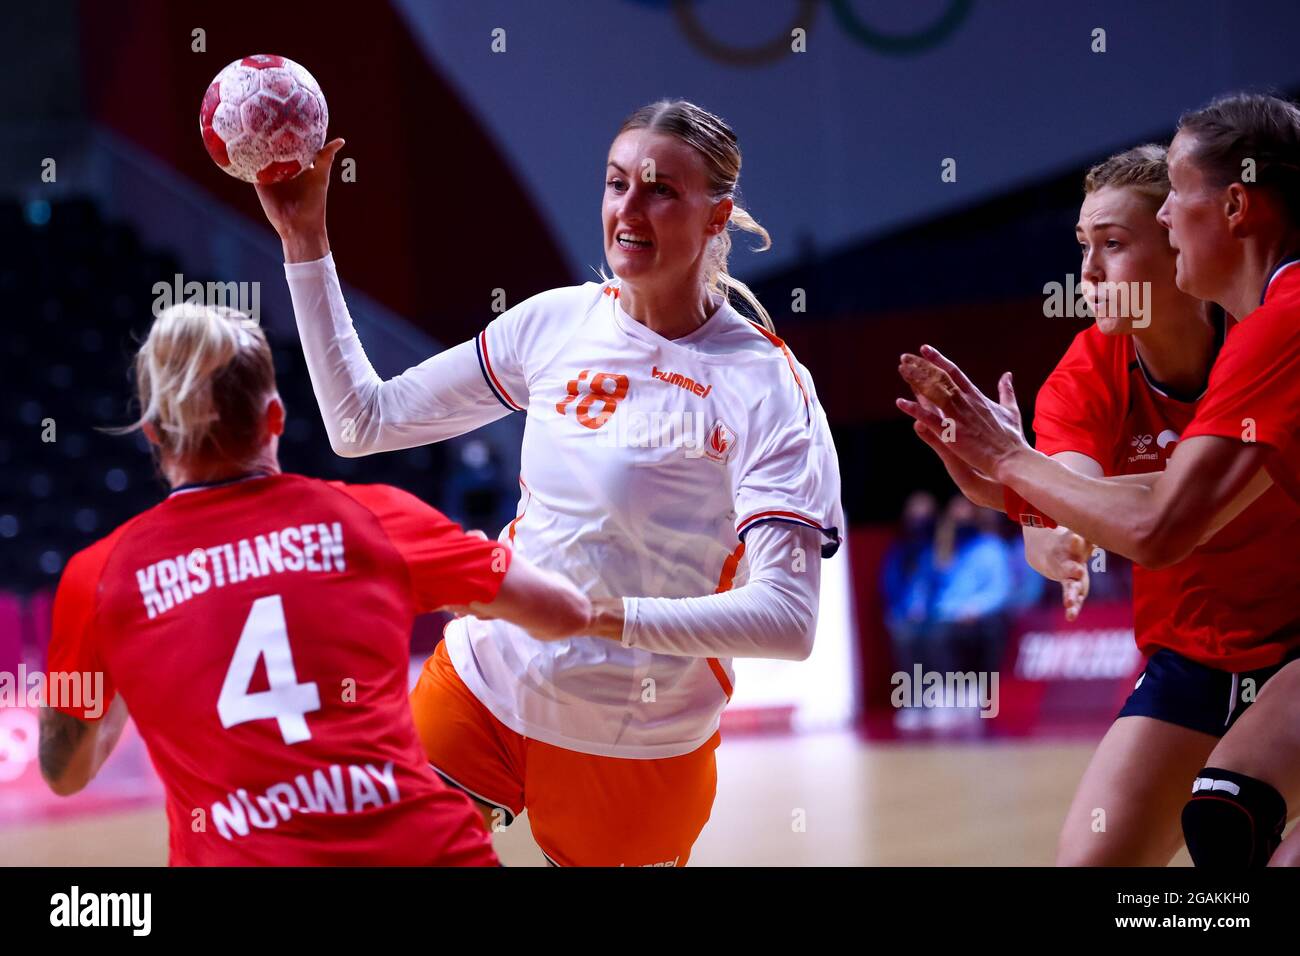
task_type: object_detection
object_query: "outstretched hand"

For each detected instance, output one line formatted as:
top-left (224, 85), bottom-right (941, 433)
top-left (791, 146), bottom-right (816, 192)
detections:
top-left (897, 344), bottom-right (1030, 479)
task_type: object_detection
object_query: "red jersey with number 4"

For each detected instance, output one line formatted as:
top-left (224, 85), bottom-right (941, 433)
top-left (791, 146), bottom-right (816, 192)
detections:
top-left (1183, 260), bottom-right (1300, 505)
top-left (1034, 323), bottom-right (1300, 670)
top-left (47, 473), bottom-right (509, 866)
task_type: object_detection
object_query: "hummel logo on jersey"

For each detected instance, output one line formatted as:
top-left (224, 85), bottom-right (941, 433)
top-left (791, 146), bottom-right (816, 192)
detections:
top-left (651, 365), bottom-right (712, 397)
top-left (1129, 431), bottom-right (1169, 464)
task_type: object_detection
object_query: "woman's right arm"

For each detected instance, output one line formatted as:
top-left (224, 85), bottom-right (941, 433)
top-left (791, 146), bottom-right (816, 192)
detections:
top-left (257, 141), bottom-right (513, 457)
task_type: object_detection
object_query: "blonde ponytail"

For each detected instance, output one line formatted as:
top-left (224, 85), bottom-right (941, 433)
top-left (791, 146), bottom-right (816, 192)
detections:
top-left (709, 202), bottom-right (774, 332)
top-left (114, 303), bottom-right (276, 463)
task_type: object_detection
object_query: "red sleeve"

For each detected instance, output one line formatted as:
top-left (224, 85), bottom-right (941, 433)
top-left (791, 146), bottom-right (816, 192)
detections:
top-left (47, 536), bottom-right (119, 721)
top-left (333, 483), bottom-right (512, 613)
top-left (1032, 328), bottom-right (1120, 467)
top-left (1183, 296), bottom-right (1300, 455)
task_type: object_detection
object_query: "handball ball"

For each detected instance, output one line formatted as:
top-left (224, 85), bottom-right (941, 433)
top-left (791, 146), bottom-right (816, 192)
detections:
top-left (199, 54), bottom-right (328, 184)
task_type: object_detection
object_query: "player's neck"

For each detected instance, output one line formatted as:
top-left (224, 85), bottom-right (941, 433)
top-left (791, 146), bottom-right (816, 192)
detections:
top-left (163, 451), bottom-right (281, 490)
top-left (1220, 235), bottom-right (1300, 320)
top-left (1131, 302), bottom-right (1217, 398)
top-left (618, 279), bottom-right (716, 340)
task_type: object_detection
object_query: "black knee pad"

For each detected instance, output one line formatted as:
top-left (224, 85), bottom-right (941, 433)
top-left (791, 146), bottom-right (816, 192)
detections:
top-left (1181, 767), bottom-right (1287, 868)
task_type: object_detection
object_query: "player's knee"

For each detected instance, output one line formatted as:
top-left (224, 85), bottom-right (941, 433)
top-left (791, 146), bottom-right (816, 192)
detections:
top-left (1181, 767), bottom-right (1287, 868)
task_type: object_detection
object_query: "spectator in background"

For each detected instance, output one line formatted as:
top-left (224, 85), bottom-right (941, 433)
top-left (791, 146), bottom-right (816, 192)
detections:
top-left (881, 491), bottom-right (938, 684)
top-left (930, 496), bottom-right (1014, 711)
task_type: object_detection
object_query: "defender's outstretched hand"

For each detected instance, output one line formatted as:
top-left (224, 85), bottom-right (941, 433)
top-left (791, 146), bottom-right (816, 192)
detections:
top-left (897, 344), bottom-right (1030, 479)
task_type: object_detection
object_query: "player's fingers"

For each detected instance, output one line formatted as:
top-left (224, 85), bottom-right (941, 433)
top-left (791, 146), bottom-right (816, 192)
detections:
top-left (899, 355), bottom-right (960, 410)
top-left (919, 344), bottom-right (978, 396)
top-left (1059, 559), bottom-right (1086, 583)
top-left (1062, 581), bottom-right (1085, 620)
top-left (897, 396), bottom-right (946, 431)
top-left (317, 138), bottom-right (345, 165)
top-left (997, 371), bottom-right (1018, 412)
top-left (913, 418), bottom-right (945, 446)
top-left (1072, 585), bottom-right (1089, 616)
top-left (914, 420), bottom-right (960, 461)
top-left (1066, 533), bottom-right (1090, 562)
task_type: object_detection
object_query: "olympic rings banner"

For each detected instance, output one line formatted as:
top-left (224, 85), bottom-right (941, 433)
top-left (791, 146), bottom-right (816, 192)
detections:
top-left (392, 0), bottom-right (1300, 284)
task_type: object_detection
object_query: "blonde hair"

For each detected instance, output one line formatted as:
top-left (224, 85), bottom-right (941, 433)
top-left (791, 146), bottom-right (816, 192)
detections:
top-left (611, 99), bottom-right (775, 331)
top-left (116, 302), bottom-right (276, 463)
top-left (1084, 144), bottom-right (1169, 207)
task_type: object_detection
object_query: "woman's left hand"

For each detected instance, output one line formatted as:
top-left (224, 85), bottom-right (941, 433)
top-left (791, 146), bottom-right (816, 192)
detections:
top-left (896, 345), bottom-right (1030, 478)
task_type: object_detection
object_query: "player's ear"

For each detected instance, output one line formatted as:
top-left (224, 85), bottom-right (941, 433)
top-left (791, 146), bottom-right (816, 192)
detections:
top-left (1223, 181), bottom-right (1251, 236)
top-left (709, 196), bottom-right (733, 236)
top-left (265, 395), bottom-right (286, 438)
top-left (141, 421), bottom-right (161, 447)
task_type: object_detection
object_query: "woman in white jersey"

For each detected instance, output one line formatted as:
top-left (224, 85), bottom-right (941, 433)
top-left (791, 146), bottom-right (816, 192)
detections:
top-left (257, 100), bottom-right (843, 866)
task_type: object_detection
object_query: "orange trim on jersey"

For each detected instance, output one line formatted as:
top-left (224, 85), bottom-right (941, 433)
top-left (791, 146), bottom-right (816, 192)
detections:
top-left (506, 477), bottom-right (531, 546)
top-left (602, 284), bottom-right (620, 299)
top-left (749, 323), bottom-right (810, 418)
top-left (703, 539), bottom-right (746, 701)
top-left (714, 540), bottom-right (746, 594)
top-left (477, 331), bottom-right (524, 412)
top-left (706, 658), bottom-right (734, 699)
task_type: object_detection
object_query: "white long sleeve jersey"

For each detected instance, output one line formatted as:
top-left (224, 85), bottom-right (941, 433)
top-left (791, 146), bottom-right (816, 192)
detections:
top-left (285, 254), bottom-right (843, 758)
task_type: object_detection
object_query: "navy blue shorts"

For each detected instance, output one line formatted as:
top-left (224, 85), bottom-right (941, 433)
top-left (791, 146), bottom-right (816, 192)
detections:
top-left (1117, 646), bottom-right (1300, 737)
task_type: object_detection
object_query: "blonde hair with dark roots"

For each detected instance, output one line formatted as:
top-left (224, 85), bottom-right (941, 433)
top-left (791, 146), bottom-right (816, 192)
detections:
top-left (612, 99), bottom-right (775, 331)
top-left (113, 303), bottom-right (276, 464)
top-left (1084, 143), bottom-right (1170, 207)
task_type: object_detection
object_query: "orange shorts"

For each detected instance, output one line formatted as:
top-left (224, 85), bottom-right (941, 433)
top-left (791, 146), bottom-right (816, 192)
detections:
top-left (410, 640), bottom-right (719, 867)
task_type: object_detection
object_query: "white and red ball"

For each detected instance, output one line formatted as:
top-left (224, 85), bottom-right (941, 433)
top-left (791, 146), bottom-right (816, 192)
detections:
top-left (199, 54), bottom-right (328, 184)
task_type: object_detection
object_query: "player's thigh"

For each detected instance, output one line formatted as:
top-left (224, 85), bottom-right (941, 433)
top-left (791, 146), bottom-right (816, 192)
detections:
top-left (1058, 715), bottom-right (1218, 866)
top-left (1207, 658), bottom-right (1300, 801)
top-left (523, 732), bottom-right (720, 867)
top-left (409, 641), bottom-right (526, 833)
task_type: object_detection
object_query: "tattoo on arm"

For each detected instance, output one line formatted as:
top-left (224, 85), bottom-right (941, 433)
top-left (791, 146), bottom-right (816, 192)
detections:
top-left (39, 708), bottom-right (91, 783)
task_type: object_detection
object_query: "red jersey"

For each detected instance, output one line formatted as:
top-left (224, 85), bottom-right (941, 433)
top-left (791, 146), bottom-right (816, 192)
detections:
top-left (47, 472), bottom-right (509, 866)
top-left (1183, 260), bottom-right (1300, 504)
top-left (1033, 323), bottom-right (1300, 670)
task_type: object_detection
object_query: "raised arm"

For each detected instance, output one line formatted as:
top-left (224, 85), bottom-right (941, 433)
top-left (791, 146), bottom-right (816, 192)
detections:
top-left (256, 141), bottom-right (512, 457)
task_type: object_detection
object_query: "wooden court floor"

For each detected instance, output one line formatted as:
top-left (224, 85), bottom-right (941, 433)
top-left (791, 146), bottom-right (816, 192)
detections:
top-left (0, 732), bottom-right (1199, 866)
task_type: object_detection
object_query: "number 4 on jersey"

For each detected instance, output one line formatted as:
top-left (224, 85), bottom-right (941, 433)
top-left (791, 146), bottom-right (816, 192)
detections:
top-left (217, 594), bottom-right (321, 744)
